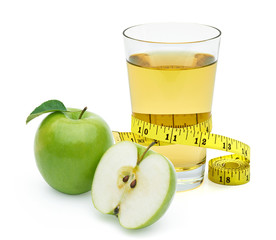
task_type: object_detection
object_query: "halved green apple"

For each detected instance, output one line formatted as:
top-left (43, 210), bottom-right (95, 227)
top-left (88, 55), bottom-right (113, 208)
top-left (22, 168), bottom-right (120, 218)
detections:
top-left (91, 141), bottom-right (176, 229)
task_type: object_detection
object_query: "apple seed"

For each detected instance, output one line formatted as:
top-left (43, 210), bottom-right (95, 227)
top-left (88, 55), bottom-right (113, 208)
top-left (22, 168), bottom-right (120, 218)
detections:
top-left (130, 179), bottom-right (137, 188)
top-left (122, 175), bottom-right (129, 182)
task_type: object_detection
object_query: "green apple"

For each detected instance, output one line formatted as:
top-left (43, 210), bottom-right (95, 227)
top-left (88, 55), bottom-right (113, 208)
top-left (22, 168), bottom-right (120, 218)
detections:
top-left (34, 108), bottom-right (113, 195)
top-left (91, 141), bottom-right (176, 229)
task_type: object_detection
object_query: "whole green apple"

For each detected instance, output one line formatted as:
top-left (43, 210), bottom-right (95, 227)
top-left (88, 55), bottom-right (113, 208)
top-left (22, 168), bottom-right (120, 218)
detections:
top-left (34, 108), bottom-right (113, 195)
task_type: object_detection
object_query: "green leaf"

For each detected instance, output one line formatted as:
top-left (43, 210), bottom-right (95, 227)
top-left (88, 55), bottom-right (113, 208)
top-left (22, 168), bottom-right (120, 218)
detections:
top-left (26, 99), bottom-right (67, 124)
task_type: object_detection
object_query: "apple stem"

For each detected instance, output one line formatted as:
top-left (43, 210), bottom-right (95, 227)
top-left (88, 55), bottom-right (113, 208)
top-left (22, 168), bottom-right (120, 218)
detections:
top-left (79, 107), bottom-right (87, 119)
top-left (137, 141), bottom-right (156, 164)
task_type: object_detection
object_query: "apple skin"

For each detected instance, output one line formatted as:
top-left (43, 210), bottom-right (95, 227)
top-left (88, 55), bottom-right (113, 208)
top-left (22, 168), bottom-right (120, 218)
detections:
top-left (34, 108), bottom-right (113, 195)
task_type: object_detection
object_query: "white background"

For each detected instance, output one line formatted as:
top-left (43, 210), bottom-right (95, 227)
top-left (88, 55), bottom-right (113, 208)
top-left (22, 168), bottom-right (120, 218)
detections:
top-left (1, 0), bottom-right (275, 239)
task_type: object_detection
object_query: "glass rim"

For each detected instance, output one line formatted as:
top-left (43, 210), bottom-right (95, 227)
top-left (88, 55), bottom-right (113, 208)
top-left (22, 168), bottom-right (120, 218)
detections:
top-left (123, 22), bottom-right (221, 44)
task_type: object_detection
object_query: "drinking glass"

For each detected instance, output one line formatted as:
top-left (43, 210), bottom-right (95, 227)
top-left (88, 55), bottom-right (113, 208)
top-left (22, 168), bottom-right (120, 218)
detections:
top-left (123, 23), bottom-right (221, 191)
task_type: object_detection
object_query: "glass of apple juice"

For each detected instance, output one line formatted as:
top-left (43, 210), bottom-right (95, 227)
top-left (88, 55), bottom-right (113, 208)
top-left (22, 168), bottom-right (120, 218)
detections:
top-left (123, 23), bottom-right (221, 191)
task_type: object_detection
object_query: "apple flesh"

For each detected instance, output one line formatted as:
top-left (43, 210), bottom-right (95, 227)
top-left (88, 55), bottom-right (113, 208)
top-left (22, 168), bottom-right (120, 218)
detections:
top-left (34, 108), bottom-right (113, 195)
top-left (91, 141), bottom-right (176, 229)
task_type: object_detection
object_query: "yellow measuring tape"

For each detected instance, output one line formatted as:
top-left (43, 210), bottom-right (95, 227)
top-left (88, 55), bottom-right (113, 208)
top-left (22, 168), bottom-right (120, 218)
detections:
top-left (113, 116), bottom-right (250, 186)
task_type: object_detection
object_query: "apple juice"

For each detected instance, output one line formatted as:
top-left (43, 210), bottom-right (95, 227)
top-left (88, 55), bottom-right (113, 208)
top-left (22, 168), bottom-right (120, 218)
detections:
top-left (127, 51), bottom-right (217, 171)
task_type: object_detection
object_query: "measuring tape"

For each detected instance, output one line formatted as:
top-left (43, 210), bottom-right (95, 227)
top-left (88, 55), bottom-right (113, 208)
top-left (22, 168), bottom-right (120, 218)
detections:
top-left (113, 116), bottom-right (250, 186)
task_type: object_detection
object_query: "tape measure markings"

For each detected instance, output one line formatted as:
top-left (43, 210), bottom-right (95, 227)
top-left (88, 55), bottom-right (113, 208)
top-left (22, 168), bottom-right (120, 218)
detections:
top-left (130, 116), bottom-right (250, 158)
top-left (113, 116), bottom-right (250, 185)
